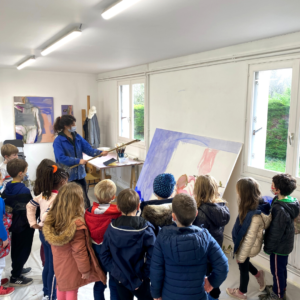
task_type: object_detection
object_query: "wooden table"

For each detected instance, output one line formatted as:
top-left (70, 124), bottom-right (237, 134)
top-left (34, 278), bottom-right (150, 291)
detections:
top-left (83, 153), bottom-right (144, 189)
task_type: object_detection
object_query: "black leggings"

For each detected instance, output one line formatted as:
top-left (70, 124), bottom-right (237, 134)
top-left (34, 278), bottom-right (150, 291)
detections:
top-left (239, 257), bottom-right (258, 294)
top-left (71, 178), bottom-right (91, 209)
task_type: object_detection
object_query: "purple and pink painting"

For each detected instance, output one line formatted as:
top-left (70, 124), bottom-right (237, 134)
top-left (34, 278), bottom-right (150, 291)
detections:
top-left (136, 128), bottom-right (243, 202)
top-left (61, 105), bottom-right (73, 116)
top-left (14, 97), bottom-right (54, 144)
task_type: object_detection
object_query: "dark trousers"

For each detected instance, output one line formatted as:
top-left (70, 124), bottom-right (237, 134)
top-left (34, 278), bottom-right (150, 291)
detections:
top-left (270, 253), bottom-right (288, 299)
top-left (71, 178), bottom-right (90, 209)
top-left (40, 230), bottom-right (57, 300)
top-left (238, 257), bottom-right (258, 294)
top-left (92, 243), bottom-right (119, 300)
top-left (116, 279), bottom-right (152, 300)
top-left (207, 262), bottom-right (221, 299)
top-left (11, 226), bottom-right (34, 278)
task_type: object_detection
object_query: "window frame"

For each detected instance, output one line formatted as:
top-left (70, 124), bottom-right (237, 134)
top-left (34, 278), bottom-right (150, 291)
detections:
top-left (243, 59), bottom-right (300, 182)
top-left (117, 77), bottom-right (147, 149)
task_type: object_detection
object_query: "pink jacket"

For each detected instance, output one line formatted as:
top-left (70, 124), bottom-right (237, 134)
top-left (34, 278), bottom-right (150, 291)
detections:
top-left (26, 191), bottom-right (58, 227)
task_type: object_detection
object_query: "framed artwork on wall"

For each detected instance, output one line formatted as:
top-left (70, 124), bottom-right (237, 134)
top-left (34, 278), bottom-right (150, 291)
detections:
top-left (61, 105), bottom-right (73, 116)
top-left (14, 96), bottom-right (55, 144)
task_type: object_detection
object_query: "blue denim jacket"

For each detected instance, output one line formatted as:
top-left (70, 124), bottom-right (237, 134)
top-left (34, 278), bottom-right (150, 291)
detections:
top-left (53, 133), bottom-right (101, 181)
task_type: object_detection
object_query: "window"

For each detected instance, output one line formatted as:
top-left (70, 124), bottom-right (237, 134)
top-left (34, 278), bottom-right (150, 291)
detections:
top-left (118, 79), bottom-right (146, 146)
top-left (245, 60), bottom-right (300, 181)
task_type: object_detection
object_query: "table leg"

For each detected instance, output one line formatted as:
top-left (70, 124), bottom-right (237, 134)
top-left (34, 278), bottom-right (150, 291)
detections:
top-left (130, 166), bottom-right (137, 189)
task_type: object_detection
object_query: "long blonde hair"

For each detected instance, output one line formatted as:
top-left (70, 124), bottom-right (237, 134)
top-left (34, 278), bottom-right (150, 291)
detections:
top-left (44, 182), bottom-right (85, 234)
top-left (194, 175), bottom-right (225, 208)
top-left (236, 177), bottom-right (261, 224)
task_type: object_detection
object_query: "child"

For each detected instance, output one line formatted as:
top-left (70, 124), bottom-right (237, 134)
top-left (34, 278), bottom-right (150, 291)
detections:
top-left (193, 175), bottom-right (230, 300)
top-left (27, 162), bottom-right (68, 300)
top-left (0, 195), bottom-right (14, 296)
top-left (43, 183), bottom-right (106, 300)
top-left (100, 189), bottom-right (156, 300)
top-left (227, 177), bottom-right (272, 300)
top-left (260, 174), bottom-right (300, 300)
top-left (150, 193), bottom-right (229, 300)
top-left (85, 179), bottom-right (121, 300)
top-left (1, 159), bottom-right (34, 286)
top-left (140, 173), bottom-right (176, 234)
top-left (0, 144), bottom-right (19, 194)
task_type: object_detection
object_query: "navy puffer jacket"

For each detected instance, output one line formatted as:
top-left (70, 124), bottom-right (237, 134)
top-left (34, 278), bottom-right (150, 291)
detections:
top-left (150, 224), bottom-right (229, 300)
top-left (193, 202), bottom-right (230, 247)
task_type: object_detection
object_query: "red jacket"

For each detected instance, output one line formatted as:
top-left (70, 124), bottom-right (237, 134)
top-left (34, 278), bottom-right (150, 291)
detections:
top-left (85, 203), bottom-right (121, 244)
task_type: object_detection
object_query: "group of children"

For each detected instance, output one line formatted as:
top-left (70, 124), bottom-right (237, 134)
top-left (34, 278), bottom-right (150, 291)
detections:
top-left (0, 143), bottom-right (299, 300)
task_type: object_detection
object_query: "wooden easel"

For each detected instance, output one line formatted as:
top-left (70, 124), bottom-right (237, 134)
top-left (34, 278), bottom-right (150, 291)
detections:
top-left (81, 95), bottom-right (90, 139)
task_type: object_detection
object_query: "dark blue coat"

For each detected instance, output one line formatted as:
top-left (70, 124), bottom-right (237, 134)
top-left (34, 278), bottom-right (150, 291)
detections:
top-left (53, 133), bottom-right (101, 181)
top-left (100, 216), bottom-right (156, 291)
top-left (150, 224), bottom-right (229, 300)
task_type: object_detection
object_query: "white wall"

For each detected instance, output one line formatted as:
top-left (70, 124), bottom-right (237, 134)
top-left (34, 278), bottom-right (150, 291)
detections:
top-left (97, 31), bottom-right (300, 284)
top-left (0, 69), bottom-right (97, 180)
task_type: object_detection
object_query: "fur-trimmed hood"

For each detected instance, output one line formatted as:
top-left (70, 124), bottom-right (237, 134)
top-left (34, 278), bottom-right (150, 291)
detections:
top-left (43, 217), bottom-right (86, 246)
top-left (142, 203), bottom-right (173, 228)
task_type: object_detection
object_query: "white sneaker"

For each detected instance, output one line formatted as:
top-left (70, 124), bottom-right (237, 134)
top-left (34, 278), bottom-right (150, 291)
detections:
top-left (42, 296), bottom-right (49, 300)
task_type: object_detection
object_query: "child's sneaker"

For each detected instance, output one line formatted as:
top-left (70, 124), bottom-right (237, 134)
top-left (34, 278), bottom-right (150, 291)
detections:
top-left (226, 288), bottom-right (247, 299)
top-left (258, 291), bottom-right (281, 299)
top-left (42, 296), bottom-right (49, 300)
top-left (0, 286), bottom-right (15, 297)
top-left (256, 270), bottom-right (266, 292)
top-left (0, 278), bottom-right (9, 286)
top-left (9, 276), bottom-right (33, 287)
top-left (21, 267), bottom-right (32, 275)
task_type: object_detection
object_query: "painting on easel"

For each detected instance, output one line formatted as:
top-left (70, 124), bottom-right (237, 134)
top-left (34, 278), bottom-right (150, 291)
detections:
top-left (14, 96), bottom-right (54, 144)
top-left (136, 128), bottom-right (242, 202)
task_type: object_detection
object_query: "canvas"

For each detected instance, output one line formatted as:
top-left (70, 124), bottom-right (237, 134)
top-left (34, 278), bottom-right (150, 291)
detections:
top-left (61, 105), bottom-right (73, 116)
top-left (136, 128), bottom-right (243, 201)
top-left (14, 96), bottom-right (54, 144)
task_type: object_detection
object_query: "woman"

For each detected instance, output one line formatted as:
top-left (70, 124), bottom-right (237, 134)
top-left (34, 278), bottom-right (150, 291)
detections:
top-left (53, 115), bottom-right (108, 208)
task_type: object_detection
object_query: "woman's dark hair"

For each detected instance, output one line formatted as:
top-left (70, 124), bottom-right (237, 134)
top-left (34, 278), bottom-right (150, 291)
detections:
top-left (273, 173), bottom-right (297, 196)
top-left (53, 115), bottom-right (76, 134)
top-left (34, 161), bottom-right (69, 199)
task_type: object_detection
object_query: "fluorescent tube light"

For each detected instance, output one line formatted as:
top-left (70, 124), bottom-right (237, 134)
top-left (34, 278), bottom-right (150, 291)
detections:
top-left (102, 0), bottom-right (141, 20)
top-left (17, 56), bottom-right (36, 70)
top-left (41, 28), bottom-right (82, 56)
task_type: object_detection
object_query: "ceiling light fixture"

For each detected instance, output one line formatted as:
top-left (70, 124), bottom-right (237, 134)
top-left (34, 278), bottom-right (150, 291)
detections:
top-left (17, 56), bottom-right (36, 70)
top-left (41, 27), bottom-right (82, 56)
top-left (102, 0), bottom-right (141, 20)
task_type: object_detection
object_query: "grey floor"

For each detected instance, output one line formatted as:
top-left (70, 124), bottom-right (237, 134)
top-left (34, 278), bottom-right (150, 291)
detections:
top-left (4, 187), bottom-right (300, 300)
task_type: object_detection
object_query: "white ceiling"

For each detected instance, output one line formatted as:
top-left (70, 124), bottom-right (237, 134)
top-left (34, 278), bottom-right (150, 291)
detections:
top-left (1, 0), bottom-right (300, 74)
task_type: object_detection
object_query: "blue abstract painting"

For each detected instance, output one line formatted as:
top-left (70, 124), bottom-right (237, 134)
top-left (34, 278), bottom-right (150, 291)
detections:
top-left (136, 128), bottom-right (242, 202)
top-left (14, 96), bottom-right (54, 144)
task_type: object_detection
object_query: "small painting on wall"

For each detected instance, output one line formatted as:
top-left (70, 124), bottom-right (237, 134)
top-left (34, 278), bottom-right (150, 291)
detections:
top-left (61, 105), bottom-right (73, 116)
top-left (14, 96), bottom-right (54, 144)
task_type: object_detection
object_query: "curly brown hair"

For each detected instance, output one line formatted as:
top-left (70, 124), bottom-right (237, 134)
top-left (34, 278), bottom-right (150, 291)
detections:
top-left (236, 177), bottom-right (261, 224)
top-left (44, 183), bottom-right (84, 234)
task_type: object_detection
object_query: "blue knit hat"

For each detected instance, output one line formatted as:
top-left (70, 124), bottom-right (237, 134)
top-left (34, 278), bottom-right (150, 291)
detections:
top-left (153, 173), bottom-right (176, 198)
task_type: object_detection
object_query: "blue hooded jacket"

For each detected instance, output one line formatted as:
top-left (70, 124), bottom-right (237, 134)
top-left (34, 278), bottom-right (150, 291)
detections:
top-left (150, 224), bottom-right (229, 300)
top-left (100, 216), bottom-right (156, 291)
top-left (53, 132), bottom-right (102, 181)
top-left (0, 198), bottom-right (8, 242)
top-left (232, 201), bottom-right (271, 253)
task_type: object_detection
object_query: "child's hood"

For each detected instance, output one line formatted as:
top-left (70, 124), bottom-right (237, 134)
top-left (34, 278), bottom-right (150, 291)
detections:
top-left (4, 181), bottom-right (29, 196)
top-left (199, 202), bottom-right (229, 227)
top-left (275, 196), bottom-right (300, 219)
top-left (108, 216), bottom-right (153, 248)
top-left (159, 224), bottom-right (210, 264)
top-left (43, 218), bottom-right (86, 246)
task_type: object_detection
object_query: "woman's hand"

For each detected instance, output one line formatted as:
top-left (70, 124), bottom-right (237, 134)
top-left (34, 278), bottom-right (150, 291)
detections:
top-left (154, 298), bottom-right (162, 300)
top-left (204, 277), bottom-right (213, 292)
top-left (2, 239), bottom-right (9, 248)
top-left (82, 271), bottom-right (90, 279)
top-left (101, 151), bottom-right (109, 156)
top-left (79, 159), bottom-right (87, 165)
